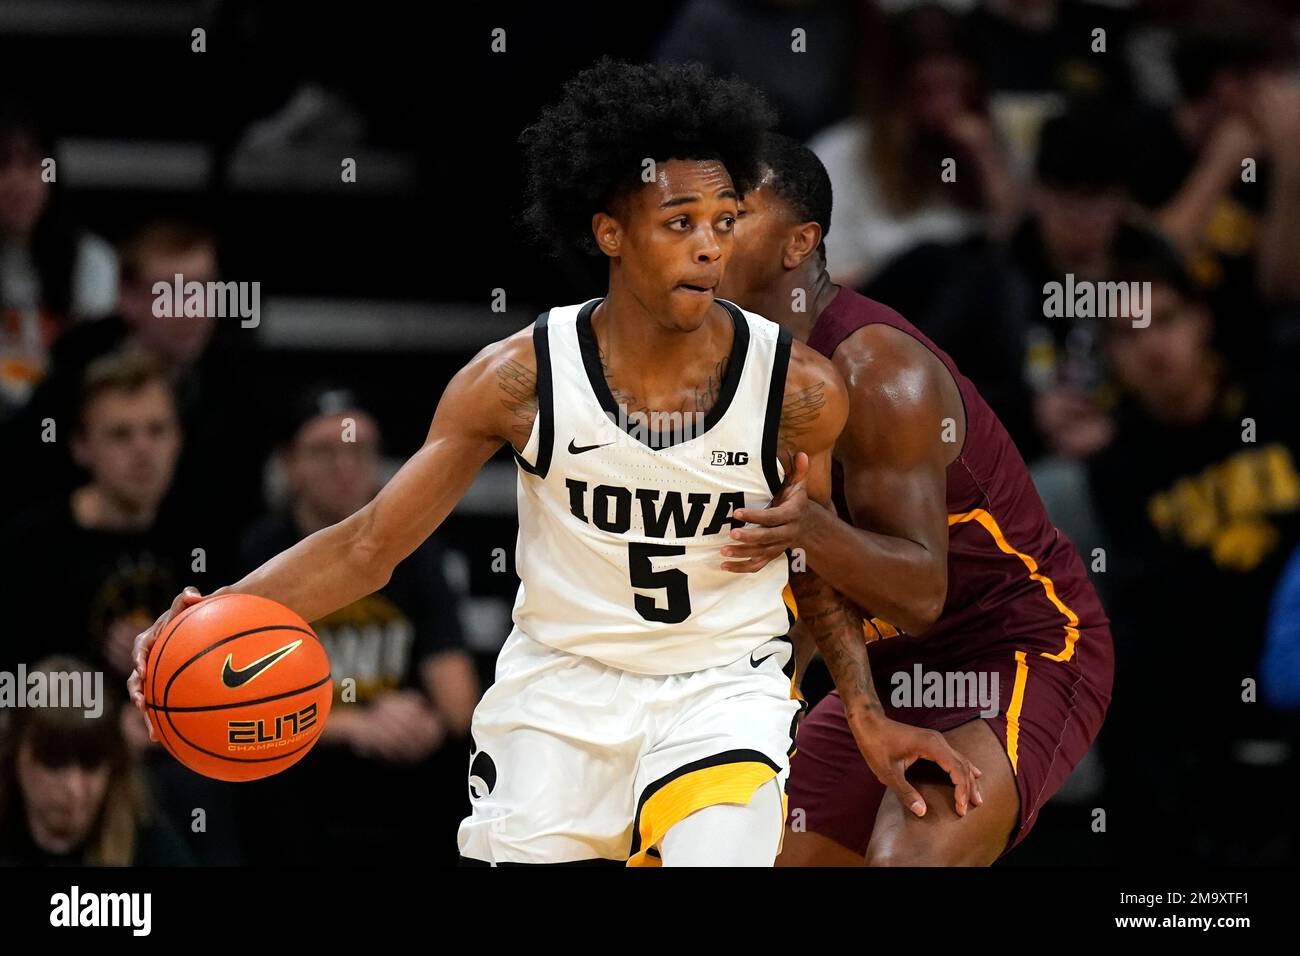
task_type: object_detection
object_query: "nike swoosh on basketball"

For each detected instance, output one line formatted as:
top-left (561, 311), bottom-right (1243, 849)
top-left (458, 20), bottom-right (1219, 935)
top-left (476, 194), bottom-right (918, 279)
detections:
top-left (568, 438), bottom-right (616, 454)
top-left (221, 640), bottom-right (304, 689)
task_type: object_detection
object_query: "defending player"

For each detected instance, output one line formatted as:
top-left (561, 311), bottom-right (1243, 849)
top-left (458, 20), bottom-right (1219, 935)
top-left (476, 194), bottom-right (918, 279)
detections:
top-left (127, 63), bottom-right (978, 866)
top-left (716, 134), bottom-right (1113, 865)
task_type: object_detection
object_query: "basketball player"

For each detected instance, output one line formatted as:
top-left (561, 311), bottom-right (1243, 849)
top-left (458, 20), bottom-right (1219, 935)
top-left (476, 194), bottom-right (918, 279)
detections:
top-left (715, 134), bottom-right (1114, 865)
top-left (127, 62), bottom-right (978, 866)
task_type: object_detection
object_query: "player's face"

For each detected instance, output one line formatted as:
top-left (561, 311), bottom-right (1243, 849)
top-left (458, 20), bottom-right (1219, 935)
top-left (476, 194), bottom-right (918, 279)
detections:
top-left (284, 412), bottom-right (382, 524)
top-left (74, 383), bottom-right (182, 511)
top-left (609, 159), bottom-right (739, 331)
top-left (715, 174), bottom-right (791, 307)
top-left (17, 737), bottom-right (111, 854)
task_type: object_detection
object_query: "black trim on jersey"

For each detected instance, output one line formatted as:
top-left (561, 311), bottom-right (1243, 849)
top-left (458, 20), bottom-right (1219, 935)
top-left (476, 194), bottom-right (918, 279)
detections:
top-left (512, 311), bottom-right (554, 479)
top-left (628, 748), bottom-right (781, 857)
top-left (762, 326), bottom-right (793, 495)
top-left (574, 297), bottom-right (749, 450)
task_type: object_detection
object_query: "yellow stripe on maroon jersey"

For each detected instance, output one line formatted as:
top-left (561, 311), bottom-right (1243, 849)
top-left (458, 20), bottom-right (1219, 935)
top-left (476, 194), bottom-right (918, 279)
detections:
top-left (948, 508), bottom-right (1082, 663)
top-left (1005, 650), bottom-right (1030, 774)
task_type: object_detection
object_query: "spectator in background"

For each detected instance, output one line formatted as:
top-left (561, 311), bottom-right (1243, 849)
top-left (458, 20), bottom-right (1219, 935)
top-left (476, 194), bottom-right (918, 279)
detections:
top-left (0, 349), bottom-right (195, 674)
top-left (0, 219), bottom-right (266, 548)
top-left (1003, 105), bottom-right (1184, 550)
top-left (1128, 12), bottom-right (1300, 360)
top-left (0, 656), bottom-right (193, 866)
top-left (0, 100), bottom-right (117, 416)
top-left (654, 0), bottom-right (860, 141)
top-left (1088, 253), bottom-right (1300, 864)
top-left (1008, 104), bottom-right (1178, 464)
top-left (0, 347), bottom-right (245, 865)
top-left (235, 387), bottom-right (478, 866)
top-left (809, 4), bottom-right (1020, 288)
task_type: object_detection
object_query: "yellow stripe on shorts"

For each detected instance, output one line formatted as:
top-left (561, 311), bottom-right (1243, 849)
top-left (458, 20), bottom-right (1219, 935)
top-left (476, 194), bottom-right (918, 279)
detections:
top-left (627, 750), bottom-right (782, 867)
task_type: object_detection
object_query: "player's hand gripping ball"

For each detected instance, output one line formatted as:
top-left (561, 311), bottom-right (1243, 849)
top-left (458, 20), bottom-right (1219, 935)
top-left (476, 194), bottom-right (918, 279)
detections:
top-left (142, 594), bottom-right (333, 781)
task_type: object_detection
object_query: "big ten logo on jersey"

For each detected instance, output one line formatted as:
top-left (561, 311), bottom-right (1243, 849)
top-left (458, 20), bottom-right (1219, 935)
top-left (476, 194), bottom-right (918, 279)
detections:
top-left (711, 450), bottom-right (749, 465)
top-left (228, 702), bottom-right (318, 752)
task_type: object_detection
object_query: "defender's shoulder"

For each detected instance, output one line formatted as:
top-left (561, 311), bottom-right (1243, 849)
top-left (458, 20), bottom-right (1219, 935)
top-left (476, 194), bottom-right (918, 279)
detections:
top-left (834, 319), bottom-right (946, 394)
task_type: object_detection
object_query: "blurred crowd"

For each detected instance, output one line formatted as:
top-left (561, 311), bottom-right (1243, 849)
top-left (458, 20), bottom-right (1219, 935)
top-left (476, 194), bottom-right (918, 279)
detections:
top-left (2, 0), bottom-right (1300, 866)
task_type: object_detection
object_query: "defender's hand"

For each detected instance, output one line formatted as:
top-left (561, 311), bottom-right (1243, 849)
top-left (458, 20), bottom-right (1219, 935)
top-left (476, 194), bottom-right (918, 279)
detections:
top-left (847, 705), bottom-right (984, 818)
top-left (723, 451), bottom-right (812, 573)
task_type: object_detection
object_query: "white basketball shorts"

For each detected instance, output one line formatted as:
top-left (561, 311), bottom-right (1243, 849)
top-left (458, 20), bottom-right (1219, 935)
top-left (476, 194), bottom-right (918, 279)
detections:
top-left (457, 627), bottom-right (803, 865)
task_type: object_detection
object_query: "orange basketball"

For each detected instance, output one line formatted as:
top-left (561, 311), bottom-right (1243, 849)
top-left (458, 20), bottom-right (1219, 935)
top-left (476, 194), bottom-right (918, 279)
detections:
top-left (144, 593), bottom-right (333, 782)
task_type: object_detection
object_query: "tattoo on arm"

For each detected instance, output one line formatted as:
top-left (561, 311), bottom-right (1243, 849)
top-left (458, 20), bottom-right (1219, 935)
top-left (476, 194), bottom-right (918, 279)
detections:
top-left (777, 382), bottom-right (827, 459)
top-left (496, 359), bottom-right (538, 447)
top-left (789, 569), bottom-right (881, 713)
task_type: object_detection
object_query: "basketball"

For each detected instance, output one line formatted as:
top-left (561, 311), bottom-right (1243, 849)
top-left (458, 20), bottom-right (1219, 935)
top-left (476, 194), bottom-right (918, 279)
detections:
top-left (144, 593), bottom-right (333, 782)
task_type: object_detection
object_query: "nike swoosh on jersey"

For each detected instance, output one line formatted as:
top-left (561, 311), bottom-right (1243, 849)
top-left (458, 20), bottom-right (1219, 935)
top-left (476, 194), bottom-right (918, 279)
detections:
top-left (750, 648), bottom-right (782, 668)
top-left (568, 438), bottom-right (617, 454)
top-left (221, 640), bottom-right (304, 689)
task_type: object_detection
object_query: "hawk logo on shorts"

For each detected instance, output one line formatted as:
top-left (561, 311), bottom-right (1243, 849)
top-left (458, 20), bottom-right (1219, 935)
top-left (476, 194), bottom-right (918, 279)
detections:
top-left (468, 736), bottom-right (497, 799)
top-left (711, 450), bottom-right (749, 465)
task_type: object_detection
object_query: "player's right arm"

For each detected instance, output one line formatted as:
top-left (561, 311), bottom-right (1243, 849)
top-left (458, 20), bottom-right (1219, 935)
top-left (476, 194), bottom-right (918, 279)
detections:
top-left (127, 328), bottom-right (539, 732)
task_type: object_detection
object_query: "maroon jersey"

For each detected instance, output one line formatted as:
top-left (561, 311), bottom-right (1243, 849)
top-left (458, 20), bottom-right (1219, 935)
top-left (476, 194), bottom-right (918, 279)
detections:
top-left (807, 286), bottom-right (1109, 664)
top-left (793, 288), bottom-right (1113, 852)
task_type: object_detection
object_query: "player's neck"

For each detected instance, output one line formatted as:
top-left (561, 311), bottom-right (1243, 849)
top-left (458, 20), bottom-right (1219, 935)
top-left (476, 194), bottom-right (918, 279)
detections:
top-left (70, 484), bottom-right (157, 532)
top-left (758, 267), bottom-right (838, 344)
top-left (593, 285), bottom-right (728, 376)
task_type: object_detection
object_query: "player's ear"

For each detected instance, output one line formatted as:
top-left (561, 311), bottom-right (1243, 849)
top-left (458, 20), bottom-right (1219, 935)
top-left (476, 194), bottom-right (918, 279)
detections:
top-left (783, 221), bottom-right (821, 270)
top-left (591, 210), bottom-right (623, 258)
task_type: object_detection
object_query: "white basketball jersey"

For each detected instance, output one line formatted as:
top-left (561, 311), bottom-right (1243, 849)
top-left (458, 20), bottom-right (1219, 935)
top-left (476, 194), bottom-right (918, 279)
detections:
top-left (509, 297), bottom-right (794, 675)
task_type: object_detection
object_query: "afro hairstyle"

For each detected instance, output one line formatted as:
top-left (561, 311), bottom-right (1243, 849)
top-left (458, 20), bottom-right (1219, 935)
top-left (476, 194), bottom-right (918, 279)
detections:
top-left (519, 57), bottom-right (777, 258)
